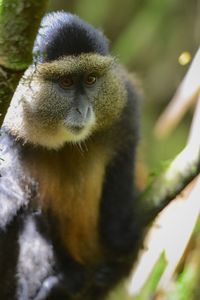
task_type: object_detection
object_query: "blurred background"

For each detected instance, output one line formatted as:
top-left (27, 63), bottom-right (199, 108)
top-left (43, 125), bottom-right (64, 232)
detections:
top-left (47, 1), bottom-right (200, 299)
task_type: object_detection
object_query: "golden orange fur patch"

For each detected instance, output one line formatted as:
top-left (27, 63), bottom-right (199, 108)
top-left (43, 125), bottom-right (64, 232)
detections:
top-left (23, 141), bottom-right (112, 264)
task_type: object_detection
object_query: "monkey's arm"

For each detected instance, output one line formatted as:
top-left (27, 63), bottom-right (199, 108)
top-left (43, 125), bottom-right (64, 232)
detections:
top-left (0, 131), bottom-right (28, 230)
top-left (0, 168), bottom-right (25, 299)
top-left (100, 140), bottom-right (140, 256)
top-left (73, 138), bottom-right (141, 300)
top-left (0, 177), bottom-right (27, 230)
top-left (91, 88), bottom-right (142, 296)
top-left (0, 133), bottom-right (29, 298)
top-left (100, 82), bottom-right (141, 257)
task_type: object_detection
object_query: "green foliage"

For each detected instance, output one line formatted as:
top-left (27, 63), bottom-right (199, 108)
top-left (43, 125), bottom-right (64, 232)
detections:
top-left (109, 252), bottom-right (167, 300)
top-left (113, 0), bottom-right (177, 64)
top-left (165, 220), bottom-right (200, 300)
top-left (75, 0), bottom-right (112, 27)
top-left (135, 252), bottom-right (167, 300)
top-left (166, 267), bottom-right (197, 300)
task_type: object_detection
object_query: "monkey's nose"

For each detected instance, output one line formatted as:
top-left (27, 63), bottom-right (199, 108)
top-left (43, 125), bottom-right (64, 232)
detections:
top-left (75, 105), bottom-right (91, 121)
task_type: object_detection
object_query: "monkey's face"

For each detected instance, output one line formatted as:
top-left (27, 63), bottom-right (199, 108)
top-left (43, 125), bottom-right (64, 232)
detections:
top-left (8, 54), bottom-right (127, 149)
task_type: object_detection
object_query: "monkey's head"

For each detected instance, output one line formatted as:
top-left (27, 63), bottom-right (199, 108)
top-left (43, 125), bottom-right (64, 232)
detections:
top-left (4, 12), bottom-right (127, 149)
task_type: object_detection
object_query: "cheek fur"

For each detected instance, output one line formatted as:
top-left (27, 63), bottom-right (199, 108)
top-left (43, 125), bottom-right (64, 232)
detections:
top-left (94, 72), bottom-right (127, 129)
top-left (26, 81), bottom-right (71, 127)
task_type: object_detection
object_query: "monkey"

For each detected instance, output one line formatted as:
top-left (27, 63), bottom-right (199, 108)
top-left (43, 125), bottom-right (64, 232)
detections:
top-left (0, 11), bottom-right (142, 300)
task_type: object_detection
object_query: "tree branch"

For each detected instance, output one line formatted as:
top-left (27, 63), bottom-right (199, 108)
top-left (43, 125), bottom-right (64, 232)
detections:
top-left (139, 95), bottom-right (200, 226)
top-left (0, 0), bottom-right (49, 125)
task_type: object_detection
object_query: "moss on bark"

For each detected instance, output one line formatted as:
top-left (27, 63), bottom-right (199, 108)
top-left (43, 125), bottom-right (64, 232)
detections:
top-left (0, 0), bottom-right (49, 125)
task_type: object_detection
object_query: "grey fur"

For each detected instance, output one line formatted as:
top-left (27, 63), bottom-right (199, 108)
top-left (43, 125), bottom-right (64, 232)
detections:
top-left (0, 137), bottom-right (27, 229)
top-left (17, 217), bottom-right (56, 300)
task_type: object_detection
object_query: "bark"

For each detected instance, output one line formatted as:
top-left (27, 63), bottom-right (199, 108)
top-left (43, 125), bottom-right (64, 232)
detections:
top-left (0, 0), bottom-right (49, 125)
top-left (139, 147), bottom-right (200, 226)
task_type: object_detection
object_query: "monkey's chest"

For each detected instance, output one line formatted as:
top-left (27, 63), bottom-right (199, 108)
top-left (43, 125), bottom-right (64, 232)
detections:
top-left (35, 151), bottom-right (107, 264)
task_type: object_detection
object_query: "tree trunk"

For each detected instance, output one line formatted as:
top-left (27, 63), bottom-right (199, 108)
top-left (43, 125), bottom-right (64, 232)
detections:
top-left (0, 0), bottom-right (49, 125)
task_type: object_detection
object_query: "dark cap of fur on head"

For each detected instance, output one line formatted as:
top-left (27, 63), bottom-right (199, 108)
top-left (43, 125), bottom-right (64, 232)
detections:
top-left (33, 12), bottom-right (109, 63)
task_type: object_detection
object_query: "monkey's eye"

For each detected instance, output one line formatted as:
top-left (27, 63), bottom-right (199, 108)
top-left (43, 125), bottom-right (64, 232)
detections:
top-left (58, 77), bottom-right (74, 89)
top-left (84, 74), bottom-right (97, 86)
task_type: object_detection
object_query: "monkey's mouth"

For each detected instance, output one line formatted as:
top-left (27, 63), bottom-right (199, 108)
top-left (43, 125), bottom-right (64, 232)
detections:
top-left (67, 124), bottom-right (85, 134)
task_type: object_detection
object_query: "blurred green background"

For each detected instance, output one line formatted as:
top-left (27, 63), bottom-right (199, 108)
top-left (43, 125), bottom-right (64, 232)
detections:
top-left (48, 0), bottom-right (199, 179)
